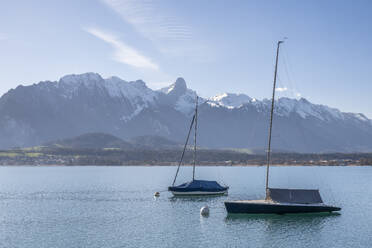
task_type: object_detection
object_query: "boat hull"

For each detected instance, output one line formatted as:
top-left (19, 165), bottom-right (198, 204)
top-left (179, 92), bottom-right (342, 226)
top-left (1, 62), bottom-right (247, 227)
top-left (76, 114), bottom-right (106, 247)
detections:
top-left (224, 201), bottom-right (341, 214)
top-left (170, 190), bottom-right (228, 196)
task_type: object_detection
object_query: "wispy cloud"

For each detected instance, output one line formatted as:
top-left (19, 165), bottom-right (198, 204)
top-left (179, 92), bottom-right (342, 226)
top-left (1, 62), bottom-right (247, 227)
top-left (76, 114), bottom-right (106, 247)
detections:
top-left (276, 87), bottom-right (288, 92)
top-left (276, 86), bottom-right (302, 99)
top-left (85, 27), bottom-right (158, 70)
top-left (102, 0), bottom-right (192, 42)
top-left (100, 0), bottom-right (211, 60)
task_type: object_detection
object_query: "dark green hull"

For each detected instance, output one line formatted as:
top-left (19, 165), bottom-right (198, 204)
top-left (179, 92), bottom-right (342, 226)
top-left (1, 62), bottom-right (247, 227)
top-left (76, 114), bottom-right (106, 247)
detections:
top-left (224, 201), bottom-right (341, 214)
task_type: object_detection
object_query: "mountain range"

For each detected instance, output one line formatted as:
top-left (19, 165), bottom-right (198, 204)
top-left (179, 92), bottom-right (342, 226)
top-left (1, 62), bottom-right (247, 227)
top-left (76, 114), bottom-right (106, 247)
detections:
top-left (0, 72), bottom-right (371, 153)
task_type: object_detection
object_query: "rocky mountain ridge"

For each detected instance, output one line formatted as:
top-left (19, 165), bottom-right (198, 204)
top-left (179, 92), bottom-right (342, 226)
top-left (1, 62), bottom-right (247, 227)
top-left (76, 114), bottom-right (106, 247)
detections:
top-left (0, 72), bottom-right (371, 153)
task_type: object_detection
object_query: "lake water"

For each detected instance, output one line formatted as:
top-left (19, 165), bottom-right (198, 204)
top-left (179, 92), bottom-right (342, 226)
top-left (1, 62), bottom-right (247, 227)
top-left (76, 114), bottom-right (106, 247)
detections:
top-left (0, 166), bottom-right (371, 248)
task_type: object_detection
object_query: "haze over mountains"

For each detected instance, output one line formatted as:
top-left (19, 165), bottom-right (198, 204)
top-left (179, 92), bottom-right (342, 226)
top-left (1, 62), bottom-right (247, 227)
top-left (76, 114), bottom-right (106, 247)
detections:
top-left (45, 133), bottom-right (180, 150)
top-left (0, 72), bottom-right (371, 153)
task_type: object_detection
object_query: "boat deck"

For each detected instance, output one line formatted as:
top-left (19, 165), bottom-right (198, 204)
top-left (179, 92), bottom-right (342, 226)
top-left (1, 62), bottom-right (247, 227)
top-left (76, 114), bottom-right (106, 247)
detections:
top-left (231, 199), bottom-right (274, 204)
top-left (229, 199), bottom-right (326, 206)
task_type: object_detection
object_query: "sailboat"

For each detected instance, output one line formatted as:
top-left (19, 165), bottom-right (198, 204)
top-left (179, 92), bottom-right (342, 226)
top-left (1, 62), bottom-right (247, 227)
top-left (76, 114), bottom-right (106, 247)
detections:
top-left (168, 96), bottom-right (229, 196)
top-left (224, 40), bottom-right (341, 214)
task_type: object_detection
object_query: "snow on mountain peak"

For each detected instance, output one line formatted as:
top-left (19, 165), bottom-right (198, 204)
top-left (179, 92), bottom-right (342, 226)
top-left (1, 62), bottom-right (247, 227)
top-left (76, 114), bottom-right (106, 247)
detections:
top-left (210, 93), bottom-right (253, 109)
top-left (59, 72), bottom-right (103, 85)
top-left (104, 77), bottom-right (154, 100)
top-left (104, 77), bottom-right (157, 121)
top-left (208, 93), bottom-right (348, 122)
top-left (58, 73), bottom-right (156, 103)
top-left (56, 73), bottom-right (157, 122)
top-left (132, 80), bottom-right (147, 88)
top-left (57, 73), bottom-right (105, 98)
top-left (350, 113), bottom-right (369, 122)
top-left (174, 89), bottom-right (198, 114)
top-left (160, 77), bottom-right (187, 95)
top-left (159, 78), bottom-right (200, 114)
top-left (274, 97), bottom-right (344, 121)
top-left (57, 73), bottom-right (103, 98)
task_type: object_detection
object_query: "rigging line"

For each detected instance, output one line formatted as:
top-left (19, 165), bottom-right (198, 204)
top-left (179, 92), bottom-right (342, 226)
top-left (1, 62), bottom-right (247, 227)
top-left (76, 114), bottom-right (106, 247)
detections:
top-left (192, 96), bottom-right (199, 181)
top-left (276, 75), bottom-right (284, 92)
top-left (282, 46), bottom-right (310, 154)
top-left (281, 48), bottom-right (294, 84)
top-left (247, 111), bottom-right (259, 149)
top-left (276, 75), bottom-right (290, 99)
top-left (200, 99), bottom-right (212, 106)
top-left (282, 46), bottom-right (300, 98)
top-left (282, 46), bottom-right (295, 82)
top-left (172, 113), bottom-right (196, 186)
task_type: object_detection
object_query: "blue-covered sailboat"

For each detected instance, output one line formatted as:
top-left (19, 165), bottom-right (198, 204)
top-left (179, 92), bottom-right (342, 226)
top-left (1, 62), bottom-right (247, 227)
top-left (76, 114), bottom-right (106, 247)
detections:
top-left (168, 96), bottom-right (229, 196)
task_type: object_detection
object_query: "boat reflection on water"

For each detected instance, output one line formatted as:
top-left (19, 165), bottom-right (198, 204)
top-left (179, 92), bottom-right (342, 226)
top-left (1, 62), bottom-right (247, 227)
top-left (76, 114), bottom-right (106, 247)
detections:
top-left (225, 210), bottom-right (341, 221)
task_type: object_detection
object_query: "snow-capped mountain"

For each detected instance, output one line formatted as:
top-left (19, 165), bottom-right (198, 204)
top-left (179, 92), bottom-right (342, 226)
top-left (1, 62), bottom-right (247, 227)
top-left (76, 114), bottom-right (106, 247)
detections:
top-left (208, 92), bottom-right (369, 123)
top-left (59, 73), bottom-right (158, 122)
top-left (0, 72), bottom-right (371, 152)
top-left (159, 77), bottom-right (200, 114)
top-left (209, 93), bottom-right (253, 109)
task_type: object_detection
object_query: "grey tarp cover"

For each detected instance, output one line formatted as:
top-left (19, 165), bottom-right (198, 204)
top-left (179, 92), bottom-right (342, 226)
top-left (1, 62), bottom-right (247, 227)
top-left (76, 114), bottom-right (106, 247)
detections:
top-left (268, 188), bottom-right (323, 204)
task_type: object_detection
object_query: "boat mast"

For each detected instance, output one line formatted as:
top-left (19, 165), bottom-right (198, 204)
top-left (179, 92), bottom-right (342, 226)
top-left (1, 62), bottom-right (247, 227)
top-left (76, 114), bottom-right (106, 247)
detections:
top-left (265, 40), bottom-right (284, 199)
top-left (192, 95), bottom-right (198, 181)
top-left (172, 114), bottom-right (195, 186)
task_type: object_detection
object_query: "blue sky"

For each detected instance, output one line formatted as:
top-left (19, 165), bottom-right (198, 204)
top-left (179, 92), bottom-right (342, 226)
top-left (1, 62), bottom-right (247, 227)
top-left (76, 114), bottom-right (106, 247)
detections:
top-left (1, 0), bottom-right (371, 117)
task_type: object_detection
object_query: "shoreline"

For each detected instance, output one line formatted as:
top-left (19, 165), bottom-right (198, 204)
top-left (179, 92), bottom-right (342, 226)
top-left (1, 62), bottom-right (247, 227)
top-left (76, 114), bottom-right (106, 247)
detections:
top-left (2, 148), bottom-right (372, 166)
top-left (0, 163), bottom-right (370, 167)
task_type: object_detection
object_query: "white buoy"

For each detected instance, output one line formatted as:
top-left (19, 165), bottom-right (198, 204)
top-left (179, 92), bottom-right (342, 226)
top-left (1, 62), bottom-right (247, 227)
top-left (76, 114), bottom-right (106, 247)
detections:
top-left (154, 192), bottom-right (160, 197)
top-left (200, 206), bottom-right (209, 216)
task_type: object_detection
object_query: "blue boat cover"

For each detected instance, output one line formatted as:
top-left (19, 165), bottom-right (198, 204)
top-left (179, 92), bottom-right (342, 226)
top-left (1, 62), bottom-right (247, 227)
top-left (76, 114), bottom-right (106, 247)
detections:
top-left (168, 180), bottom-right (228, 192)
